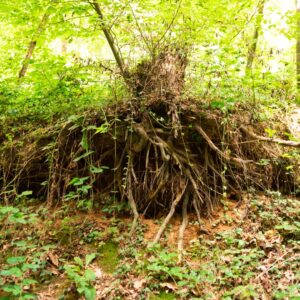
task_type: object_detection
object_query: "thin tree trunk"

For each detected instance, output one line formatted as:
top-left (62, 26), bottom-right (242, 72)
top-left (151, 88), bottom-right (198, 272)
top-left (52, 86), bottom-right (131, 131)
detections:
top-left (19, 10), bottom-right (51, 79)
top-left (90, 1), bottom-right (129, 81)
top-left (245, 0), bottom-right (266, 75)
top-left (297, 1), bottom-right (300, 91)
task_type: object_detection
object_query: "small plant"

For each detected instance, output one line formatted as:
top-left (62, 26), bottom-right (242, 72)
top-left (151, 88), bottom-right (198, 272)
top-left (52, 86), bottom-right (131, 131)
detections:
top-left (102, 196), bottom-right (129, 216)
top-left (64, 253), bottom-right (97, 300)
top-left (65, 177), bottom-right (93, 211)
top-left (0, 205), bottom-right (37, 227)
top-left (223, 284), bottom-right (259, 299)
top-left (0, 256), bottom-right (38, 300)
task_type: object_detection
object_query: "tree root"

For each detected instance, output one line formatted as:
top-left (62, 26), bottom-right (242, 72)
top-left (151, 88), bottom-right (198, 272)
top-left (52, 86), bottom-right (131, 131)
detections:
top-left (153, 179), bottom-right (187, 243)
top-left (178, 193), bottom-right (189, 262)
top-left (240, 125), bottom-right (300, 147)
top-left (126, 153), bottom-right (139, 237)
top-left (0, 100), bottom-right (297, 243)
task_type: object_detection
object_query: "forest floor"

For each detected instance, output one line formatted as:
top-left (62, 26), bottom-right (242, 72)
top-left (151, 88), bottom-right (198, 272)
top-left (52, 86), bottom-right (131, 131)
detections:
top-left (0, 191), bottom-right (299, 300)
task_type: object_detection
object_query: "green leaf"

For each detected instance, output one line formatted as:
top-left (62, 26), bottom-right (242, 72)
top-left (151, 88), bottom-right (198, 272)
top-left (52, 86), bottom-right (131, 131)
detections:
top-left (20, 293), bottom-right (36, 300)
top-left (84, 286), bottom-right (96, 300)
top-left (2, 284), bottom-right (22, 296)
top-left (22, 278), bottom-right (38, 285)
top-left (85, 253), bottom-right (97, 266)
top-left (74, 257), bottom-right (84, 268)
top-left (21, 263), bottom-right (40, 271)
top-left (0, 206), bottom-right (19, 215)
top-left (95, 123), bottom-right (109, 134)
top-left (265, 128), bottom-right (277, 138)
top-left (0, 267), bottom-right (23, 277)
top-left (80, 130), bottom-right (89, 151)
top-left (84, 269), bottom-right (96, 281)
top-left (74, 151), bottom-right (94, 162)
top-left (69, 177), bottom-right (89, 186)
top-left (7, 256), bottom-right (26, 265)
top-left (19, 190), bottom-right (33, 197)
top-left (89, 165), bottom-right (109, 174)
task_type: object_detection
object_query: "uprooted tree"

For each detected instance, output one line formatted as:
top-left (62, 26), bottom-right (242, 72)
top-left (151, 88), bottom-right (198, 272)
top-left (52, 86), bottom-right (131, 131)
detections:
top-left (0, 1), bottom-right (299, 251)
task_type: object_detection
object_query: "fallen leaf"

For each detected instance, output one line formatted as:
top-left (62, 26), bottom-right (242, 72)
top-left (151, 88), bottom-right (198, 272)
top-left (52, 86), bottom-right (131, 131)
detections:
top-left (48, 252), bottom-right (59, 267)
top-left (133, 279), bottom-right (146, 290)
top-left (160, 282), bottom-right (177, 291)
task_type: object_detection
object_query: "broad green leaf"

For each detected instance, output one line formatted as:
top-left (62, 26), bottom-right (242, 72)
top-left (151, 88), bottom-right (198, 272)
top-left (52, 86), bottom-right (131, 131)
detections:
top-left (22, 278), bottom-right (38, 285)
top-left (74, 257), bottom-right (84, 268)
top-left (1, 267), bottom-right (23, 277)
top-left (2, 284), bottom-right (22, 296)
top-left (20, 293), bottom-right (37, 299)
top-left (84, 286), bottom-right (96, 300)
top-left (84, 269), bottom-right (96, 281)
top-left (7, 256), bottom-right (26, 265)
top-left (85, 253), bottom-right (97, 266)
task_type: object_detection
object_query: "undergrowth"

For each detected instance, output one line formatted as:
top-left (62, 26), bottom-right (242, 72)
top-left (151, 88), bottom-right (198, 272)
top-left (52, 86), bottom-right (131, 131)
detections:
top-left (0, 192), bottom-right (299, 299)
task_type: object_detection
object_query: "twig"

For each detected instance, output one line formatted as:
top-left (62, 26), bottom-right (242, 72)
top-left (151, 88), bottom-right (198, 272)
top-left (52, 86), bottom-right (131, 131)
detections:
top-left (255, 247), bottom-right (297, 281)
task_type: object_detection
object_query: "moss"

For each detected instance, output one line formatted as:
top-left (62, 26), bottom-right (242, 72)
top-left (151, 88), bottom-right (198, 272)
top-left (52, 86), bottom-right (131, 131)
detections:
top-left (149, 292), bottom-right (177, 300)
top-left (98, 241), bottom-right (119, 273)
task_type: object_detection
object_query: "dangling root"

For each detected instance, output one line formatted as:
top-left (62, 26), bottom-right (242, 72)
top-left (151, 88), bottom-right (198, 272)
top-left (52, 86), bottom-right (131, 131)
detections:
top-left (127, 153), bottom-right (139, 237)
top-left (178, 193), bottom-right (189, 262)
top-left (153, 179), bottom-right (187, 243)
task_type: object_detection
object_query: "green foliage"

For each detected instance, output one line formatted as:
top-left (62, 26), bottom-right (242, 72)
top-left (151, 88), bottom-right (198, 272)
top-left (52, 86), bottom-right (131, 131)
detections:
top-left (0, 0), bottom-right (297, 130)
top-left (64, 254), bottom-right (97, 300)
top-left (0, 205), bottom-right (55, 300)
top-left (0, 255), bottom-right (38, 300)
top-left (65, 177), bottom-right (93, 211)
top-left (0, 0), bottom-right (300, 298)
top-left (0, 205), bottom-right (37, 226)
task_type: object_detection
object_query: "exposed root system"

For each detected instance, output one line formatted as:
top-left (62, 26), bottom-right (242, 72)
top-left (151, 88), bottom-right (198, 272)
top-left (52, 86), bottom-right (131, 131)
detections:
top-left (0, 51), bottom-right (297, 245)
top-left (0, 100), bottom-right (296, 222)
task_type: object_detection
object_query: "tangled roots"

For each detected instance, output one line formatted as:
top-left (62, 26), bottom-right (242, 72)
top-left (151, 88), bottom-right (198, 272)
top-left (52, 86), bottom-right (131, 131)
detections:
top-left (1, 99), bottom-right (296, 217)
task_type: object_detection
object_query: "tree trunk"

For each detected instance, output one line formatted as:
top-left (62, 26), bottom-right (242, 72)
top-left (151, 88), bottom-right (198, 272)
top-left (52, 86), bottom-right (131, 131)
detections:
top-left (297, 1), bottom-right (300, 91)
top-left (245, 0), bottom-right (266, 76)
top-left (90, 1), bottom-right (128, 81)
top-left (19, 10), bottom-right (51, 79)
top-left (133, 49), bottom-right (188, 100)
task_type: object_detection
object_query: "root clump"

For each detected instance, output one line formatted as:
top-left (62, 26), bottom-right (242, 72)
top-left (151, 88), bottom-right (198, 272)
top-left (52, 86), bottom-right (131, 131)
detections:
top-left (0, 50), bottom-right (297, 243)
